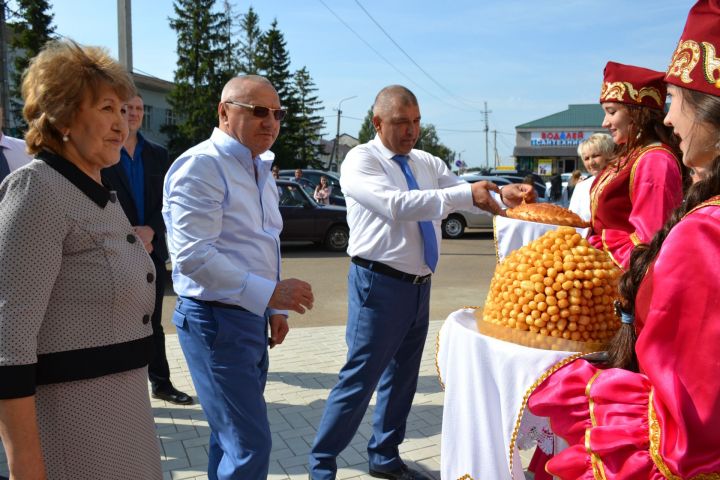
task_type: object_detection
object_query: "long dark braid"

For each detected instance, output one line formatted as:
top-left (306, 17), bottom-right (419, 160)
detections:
top-left (607, 88), bottom-right (720, 371)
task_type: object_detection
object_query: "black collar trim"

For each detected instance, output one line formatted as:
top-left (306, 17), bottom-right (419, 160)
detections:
top-left (36, 150), bottom-right (111, 208)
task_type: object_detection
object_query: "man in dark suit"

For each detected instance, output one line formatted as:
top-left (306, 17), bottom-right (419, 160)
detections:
top-left (102, 94), bottom-right (192, 405)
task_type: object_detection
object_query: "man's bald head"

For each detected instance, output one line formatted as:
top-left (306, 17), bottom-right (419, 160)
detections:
top-left (372, 85), bottom-right (418, 119)
top-left (221, 75), bottom-right (276, 104)
top-left (371, 85), bottom-right (421, 155)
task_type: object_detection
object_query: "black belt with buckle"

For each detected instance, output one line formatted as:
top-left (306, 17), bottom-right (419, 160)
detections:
top-left (351, 257), bottom-right (432, 285)
top-left (188, 297), bottom-right (249, 312)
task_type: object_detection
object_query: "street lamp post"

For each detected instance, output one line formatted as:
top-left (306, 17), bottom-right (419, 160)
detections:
top-left (329, 95), bottom-right (357, 172)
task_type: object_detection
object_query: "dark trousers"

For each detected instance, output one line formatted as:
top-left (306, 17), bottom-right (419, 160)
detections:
top-left (148, 255), bottom-right (172, 390)
top-left (309, 263), bottom-right (430, 479)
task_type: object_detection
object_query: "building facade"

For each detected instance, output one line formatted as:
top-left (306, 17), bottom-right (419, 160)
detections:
top-left (514, 104), bottom-right (605, 176)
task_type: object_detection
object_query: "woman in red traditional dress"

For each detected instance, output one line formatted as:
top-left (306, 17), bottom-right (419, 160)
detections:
top-left (528, 1), bottom-right (720, 477)
top-left (588, 62), bottom-right (686, 270)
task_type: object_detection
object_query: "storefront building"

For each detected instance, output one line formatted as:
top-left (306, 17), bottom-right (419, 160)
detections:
top-left (514, 104), bottom-right (605, 176)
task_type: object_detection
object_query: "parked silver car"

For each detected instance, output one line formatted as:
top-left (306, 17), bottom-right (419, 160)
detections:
top-left (441, 175), bottom-right (511, 239)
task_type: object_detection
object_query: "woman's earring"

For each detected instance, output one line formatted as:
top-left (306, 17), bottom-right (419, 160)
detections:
top-left (62, 132), bottom-right (69, 142)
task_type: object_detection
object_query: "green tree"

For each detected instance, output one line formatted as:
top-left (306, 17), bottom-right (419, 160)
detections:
top-left (237, 6), bottom-right (262, 74)
top-left (292, 66), bottom-right (325, 168)
top-left (358, 106), bottom-right (375, 144)
top-left (218, 0), bottom-right (239, 77)
top-left (257, 19), bottom-right (300, 167)
top-left (417, 124), bottom-right (453, 166)
top-left (8, 0), bottom-right (56, 130)
top-left (165, 0), bottom-right (230, 158)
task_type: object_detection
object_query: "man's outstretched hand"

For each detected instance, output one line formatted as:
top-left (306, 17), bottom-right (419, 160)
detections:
top-left (268, 278), bottom-right (314, 314)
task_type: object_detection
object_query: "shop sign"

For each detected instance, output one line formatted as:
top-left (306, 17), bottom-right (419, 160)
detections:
top-left (530, 131), bottom-right (594, 146)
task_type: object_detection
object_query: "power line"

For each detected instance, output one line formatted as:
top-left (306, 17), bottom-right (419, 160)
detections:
top-left (353, 0), bottom-right (482, 113)
top-left (316, 0), bottom-right (475, 112)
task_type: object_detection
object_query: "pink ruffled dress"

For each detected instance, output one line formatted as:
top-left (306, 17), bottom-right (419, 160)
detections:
top-left (529, 199), bottom-right (720, 478)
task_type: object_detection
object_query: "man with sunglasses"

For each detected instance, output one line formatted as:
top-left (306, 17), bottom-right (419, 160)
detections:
top-left (308, 85), bottom-right (535, 480)
top-left (163, 75), bottom-right (314, 480)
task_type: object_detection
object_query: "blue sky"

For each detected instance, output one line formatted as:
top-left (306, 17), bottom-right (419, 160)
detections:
top-left (22, 0), bottom-right (695, 166)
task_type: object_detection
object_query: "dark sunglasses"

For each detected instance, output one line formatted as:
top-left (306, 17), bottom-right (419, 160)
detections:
top-left (224, 100), bottom-right (287, 121)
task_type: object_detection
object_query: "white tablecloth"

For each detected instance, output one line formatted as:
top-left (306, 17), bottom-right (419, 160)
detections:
top-left (436, 309), bottom-right (581, 480)
top-left (493, 216), bottom-right (589, 262)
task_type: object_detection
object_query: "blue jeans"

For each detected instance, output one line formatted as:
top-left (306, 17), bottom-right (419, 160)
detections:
top-left (309, 264), bottom-right (430, 479)
top-left (172, 297), bottom-right (270, 480)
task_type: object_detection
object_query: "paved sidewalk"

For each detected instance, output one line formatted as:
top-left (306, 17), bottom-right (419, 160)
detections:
top-left (0, 320), bottom-right (534, 479)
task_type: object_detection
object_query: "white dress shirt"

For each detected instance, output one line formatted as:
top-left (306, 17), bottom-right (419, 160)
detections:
top-left (0, 133), bottom-right (33, 171)
top-left (163, 128), bottom-right (285, 317)
top-left (568, 176), bottom-right (595, 222)
top-left (342, 135), bottom-right (491, 276)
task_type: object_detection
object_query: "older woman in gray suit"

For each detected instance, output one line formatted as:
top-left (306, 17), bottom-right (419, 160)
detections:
top-left (0, 40), bottom-right (162, 479)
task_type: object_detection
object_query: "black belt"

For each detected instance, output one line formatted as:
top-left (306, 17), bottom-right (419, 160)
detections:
top-left (351, 257), bottom-right (432, 285)
top-left (188, 297), bottom-right (249, 312)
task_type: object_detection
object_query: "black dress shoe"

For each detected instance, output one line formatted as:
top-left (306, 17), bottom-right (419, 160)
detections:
top-left (369, 464), bottom-right (433, 480)
top-left (152, 385), bottom-right (194, 405)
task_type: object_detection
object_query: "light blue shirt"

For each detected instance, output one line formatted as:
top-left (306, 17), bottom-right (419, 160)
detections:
top-left (162, 128), bottom-right (285, 317)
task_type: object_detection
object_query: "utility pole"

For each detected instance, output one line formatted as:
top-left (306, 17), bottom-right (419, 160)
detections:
top-left (493, 129), bottom-right (498, 168)
top-left (117, 0), bottom-right (133, 73)
top-left (481, 101), bottom-right (492, 169)
top-left (329, 95), bottom-right (356, 172)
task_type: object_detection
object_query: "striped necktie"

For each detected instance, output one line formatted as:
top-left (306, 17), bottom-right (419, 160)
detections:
top-left (392, 154), bottom-right (439, 272)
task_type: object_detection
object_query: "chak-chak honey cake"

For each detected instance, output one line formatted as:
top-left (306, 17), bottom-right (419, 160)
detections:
top-left (506, 202), bottom-right (590, 228)
top-left (477, 226), bottom-right (621, 351)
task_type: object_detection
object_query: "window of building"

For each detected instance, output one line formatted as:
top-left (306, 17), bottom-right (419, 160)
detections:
top-left (142, 105), bottom-right (153, 130)
top-left (165, 108), bottom-right (176, 126)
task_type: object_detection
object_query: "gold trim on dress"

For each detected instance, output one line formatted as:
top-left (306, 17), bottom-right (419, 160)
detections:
top-left (507, 353), bottom-right (585, 476)
top-left (630, 232), bottom-right (642, 246)
top-left (435, 328), bottom-right (445, 391)
top-left (584, 371), bottom-right (609, 480)
top-left (601, 229), bottom-right (624, 270)
top-left (684, 196), bottom-right (720, 218)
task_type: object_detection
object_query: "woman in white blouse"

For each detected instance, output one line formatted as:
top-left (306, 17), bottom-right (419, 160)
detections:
top-left (569, 133), bottom-right (615, 221)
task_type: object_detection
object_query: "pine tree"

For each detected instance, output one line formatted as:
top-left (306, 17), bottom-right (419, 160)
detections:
top-left (258, 19), bottom-right (300, 167)
top-left (165, 0), bottom-right (230, 158)
top-left (237, 6), bottom-right (262, 74)
top-left (217, 0), bottom-right (239, 78)
top-left (358, 107), bottom-right (375, 144)
top-left (8, 0), bottom-right (56, 130)
top-left (292, 67), bottom-right (325, 168)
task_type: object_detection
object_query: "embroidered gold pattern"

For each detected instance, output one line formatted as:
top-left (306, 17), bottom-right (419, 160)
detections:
top-left (624, 82), bottom-right (663, 107)
top-left (667, 40), bottom-right (701, 84)
top-left (600, 81), bottom-right (662, 107)
top-left (701, 42), bottom-right (720, 88)
top-left (507, 353), bottom-right (584, 476)
top-left (600, 81), bottom-right (627, 103)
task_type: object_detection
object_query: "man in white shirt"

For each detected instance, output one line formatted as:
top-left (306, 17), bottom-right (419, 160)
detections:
top-left (0, 108), bottom-right (33, 182)
top-left (308, 85), bottom-right (534, 480)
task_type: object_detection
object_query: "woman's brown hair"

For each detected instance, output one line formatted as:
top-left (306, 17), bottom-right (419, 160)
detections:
top-left (22, 38), bottom-right (136, 155)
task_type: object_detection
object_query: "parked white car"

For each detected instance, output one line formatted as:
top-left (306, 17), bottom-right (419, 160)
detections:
top-left (442, 175), bottom-right (512, 239)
